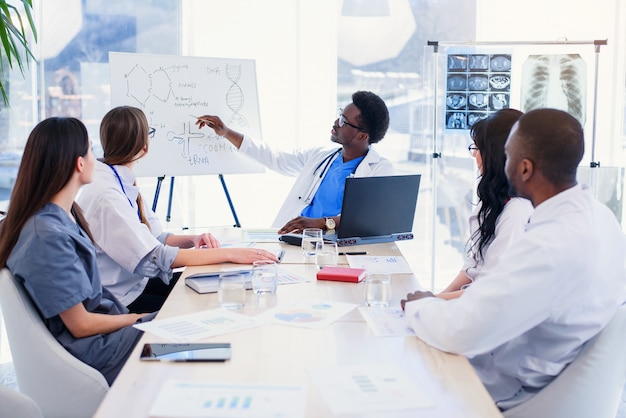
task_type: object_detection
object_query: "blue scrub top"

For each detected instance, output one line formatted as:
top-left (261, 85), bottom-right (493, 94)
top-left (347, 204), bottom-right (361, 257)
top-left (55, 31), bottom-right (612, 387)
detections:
top-left (301, 152), bottom-right (364, 218)
top-left (6, 203), bottom-right (139, 383)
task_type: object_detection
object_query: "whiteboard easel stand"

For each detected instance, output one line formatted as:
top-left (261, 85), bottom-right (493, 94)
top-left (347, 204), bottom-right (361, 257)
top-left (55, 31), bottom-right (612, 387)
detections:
top-left (427, 38), bottom-right (606, 291)
top-left (151, 175), bottom-right (241, 228)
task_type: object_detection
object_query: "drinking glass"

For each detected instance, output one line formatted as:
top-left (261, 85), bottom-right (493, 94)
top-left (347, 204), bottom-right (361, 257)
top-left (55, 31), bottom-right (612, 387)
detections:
top-left (252, 260), bottom-right (278, 294)
top-left (364, 273), bottom-right (391, 307)
top-left (218, 273), bottom-right (246, 309)
top-left (315, 241), bottom-right (338, 269)
top-left (301, 228), bottom-right (323, 258)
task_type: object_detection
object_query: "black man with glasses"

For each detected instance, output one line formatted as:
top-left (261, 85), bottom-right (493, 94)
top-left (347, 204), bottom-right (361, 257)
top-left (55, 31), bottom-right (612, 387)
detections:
top-left (195, 91), bottom-right (394, 233)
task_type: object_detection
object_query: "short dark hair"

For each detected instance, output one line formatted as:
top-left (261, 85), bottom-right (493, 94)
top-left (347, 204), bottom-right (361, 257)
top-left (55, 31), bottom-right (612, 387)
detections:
top-left (515, 108), bottom-right (584, 186)
top-left (352, 91), bottom-right (389, 144)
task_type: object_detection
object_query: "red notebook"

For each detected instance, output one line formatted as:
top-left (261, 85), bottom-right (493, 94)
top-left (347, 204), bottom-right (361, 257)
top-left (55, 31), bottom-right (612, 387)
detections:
top-left (316, 266), bottom-right (367, 283)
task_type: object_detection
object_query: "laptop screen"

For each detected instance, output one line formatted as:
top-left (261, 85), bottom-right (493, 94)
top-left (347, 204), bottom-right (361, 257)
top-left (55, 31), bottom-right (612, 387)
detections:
top-left (335, 174), bottom-right (421, 243)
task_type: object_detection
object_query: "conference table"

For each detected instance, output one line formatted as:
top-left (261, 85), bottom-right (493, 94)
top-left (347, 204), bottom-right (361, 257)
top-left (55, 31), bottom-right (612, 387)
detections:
top-left (94, 231), bottom-right (502, 418)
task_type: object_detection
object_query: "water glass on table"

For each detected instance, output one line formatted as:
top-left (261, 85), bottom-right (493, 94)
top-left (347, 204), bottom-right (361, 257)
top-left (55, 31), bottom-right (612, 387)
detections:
top-left (315, 241), bottom-right (338, 269)
top-left (218, 273), bottom-right (247, 309)
top-left (301, 228), bottom-right (323, 258)
top-left (364, 273), bottom-right (391, 307)
top-left (252, 260), bottom-right (278, 294)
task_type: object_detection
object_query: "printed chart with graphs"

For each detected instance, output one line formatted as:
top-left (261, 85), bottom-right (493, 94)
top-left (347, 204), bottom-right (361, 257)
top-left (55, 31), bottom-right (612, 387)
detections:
top-left (109, 52), bottom-right (264, 177)
top-left (150, 381), bottom-right (307, 417)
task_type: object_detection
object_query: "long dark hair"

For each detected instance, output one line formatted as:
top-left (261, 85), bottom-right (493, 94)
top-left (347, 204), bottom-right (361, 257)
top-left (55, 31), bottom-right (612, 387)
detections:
top-left (99, 106), bottom-right (151, 228)
top-left (0, 118), bottom-right (94, 267)
top-left (469, 108), bottom-right (523, 263)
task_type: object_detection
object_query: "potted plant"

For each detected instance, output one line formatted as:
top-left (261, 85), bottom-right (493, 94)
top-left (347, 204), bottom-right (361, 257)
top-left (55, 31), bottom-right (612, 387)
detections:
top-left (0, 0), bottom-right (36, 105)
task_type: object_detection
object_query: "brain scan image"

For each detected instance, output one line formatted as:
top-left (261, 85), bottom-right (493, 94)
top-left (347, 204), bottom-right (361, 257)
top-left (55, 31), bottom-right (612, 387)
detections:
top-left (445, 52), bottom-right (512, 129)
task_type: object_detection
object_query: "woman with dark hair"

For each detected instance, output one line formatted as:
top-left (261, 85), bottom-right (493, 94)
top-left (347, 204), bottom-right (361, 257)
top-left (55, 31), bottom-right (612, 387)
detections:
top-left (438, 109), bottom-right (533, 300)
top-left (0, 118), bottom-right (153, 385)
top-left (77, 106), bottom-right (277, 313)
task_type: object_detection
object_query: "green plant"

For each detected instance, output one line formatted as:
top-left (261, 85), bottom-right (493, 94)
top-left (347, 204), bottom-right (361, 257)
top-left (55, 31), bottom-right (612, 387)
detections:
top-left (0, 0), bottom-right (37, 105)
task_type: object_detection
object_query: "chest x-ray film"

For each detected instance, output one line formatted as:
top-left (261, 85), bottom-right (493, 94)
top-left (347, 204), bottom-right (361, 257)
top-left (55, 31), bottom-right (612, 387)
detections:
top-left (521, 54), bottom-right (587, 126)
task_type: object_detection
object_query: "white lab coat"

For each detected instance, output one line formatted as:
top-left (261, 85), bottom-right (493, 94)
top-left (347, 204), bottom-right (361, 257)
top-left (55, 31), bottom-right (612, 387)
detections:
top-left (461, 197), bottom-right (534, 281)
top-left (405, 184), bottom-right (626, 409)
top-left (238, 135), bottom-right (395, 227)
top-left (77, 160), bottom-right (169, 305)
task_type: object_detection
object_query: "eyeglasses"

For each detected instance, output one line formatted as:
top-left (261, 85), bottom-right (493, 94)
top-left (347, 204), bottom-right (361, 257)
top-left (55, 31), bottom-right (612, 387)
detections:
top-left (148, 127), bottom-right (156, 138)
top-left (468, 144), bottom-right (479, 156)
top-left (337, 109), bottom-right (365, 132)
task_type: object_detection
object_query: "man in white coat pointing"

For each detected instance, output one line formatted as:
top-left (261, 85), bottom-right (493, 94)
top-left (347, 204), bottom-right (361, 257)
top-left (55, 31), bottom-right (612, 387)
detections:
top-left (196, 90), bottom-right (394, 233)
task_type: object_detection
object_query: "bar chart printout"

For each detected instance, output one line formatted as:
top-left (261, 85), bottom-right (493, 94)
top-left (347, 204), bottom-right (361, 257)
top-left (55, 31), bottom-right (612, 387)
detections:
top-left (149, 381), bottom-right (307, 418)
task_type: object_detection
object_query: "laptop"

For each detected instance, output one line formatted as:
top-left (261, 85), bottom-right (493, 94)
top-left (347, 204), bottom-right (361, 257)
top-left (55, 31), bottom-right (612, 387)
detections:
top-left (280, 174), bottom-right (421, 247)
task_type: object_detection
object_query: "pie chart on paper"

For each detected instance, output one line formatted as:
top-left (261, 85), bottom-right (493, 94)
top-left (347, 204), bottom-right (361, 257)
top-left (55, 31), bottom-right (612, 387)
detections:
top-left (274, 304), bottom-right (333, 323)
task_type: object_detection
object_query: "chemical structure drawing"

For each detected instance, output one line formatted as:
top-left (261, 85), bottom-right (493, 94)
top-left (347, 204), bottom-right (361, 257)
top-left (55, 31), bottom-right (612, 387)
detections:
top-left (110, 52), bottom-right (262, 176)
top-left (124, 64), bottom-right (175, 107)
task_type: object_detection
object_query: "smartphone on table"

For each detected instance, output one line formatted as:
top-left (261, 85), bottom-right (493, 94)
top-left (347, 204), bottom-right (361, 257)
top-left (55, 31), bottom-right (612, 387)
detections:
top-left (140, 343), bottom-right (232, 362)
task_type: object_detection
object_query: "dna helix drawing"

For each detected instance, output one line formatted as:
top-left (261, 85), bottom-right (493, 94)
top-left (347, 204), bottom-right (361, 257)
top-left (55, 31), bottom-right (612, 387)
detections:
top-left (225, 64), bottom-right (249, 129)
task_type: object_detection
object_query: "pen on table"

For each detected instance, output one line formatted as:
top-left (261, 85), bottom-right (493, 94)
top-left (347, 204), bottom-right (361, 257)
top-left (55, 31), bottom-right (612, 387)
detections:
top-left (339, 251), bottom-right (367, 255)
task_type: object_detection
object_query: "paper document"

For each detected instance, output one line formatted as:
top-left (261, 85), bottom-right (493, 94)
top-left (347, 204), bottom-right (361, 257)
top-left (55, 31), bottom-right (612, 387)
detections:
top-left (149, 380), bottom-right (307, 418)
top-left (256, 299), bottom-right (357, 329)
top-left (308, 364), bottom-right (436, 415)
top-left (185, 267), bottom-right (309, 294)
top-left (359, 307), bottom-right (416, 337)
top-left (346, 255), bottom-right (413, 274)
top-left (242, 229), bottom-right (280, 243)
top-left (133, 309), bottom-right (259, 342)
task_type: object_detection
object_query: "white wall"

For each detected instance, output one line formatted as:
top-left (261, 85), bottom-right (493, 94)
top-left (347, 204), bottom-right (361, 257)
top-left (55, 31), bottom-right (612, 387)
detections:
top-left (156, 0), bottom-right (338, 229)
top-left (476, 0), bottom-right (626, 167)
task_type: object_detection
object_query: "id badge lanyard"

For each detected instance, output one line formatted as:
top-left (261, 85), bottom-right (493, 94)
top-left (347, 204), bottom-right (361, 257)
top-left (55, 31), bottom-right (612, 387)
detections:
top-left (108, 164), bottom-right (142, 220)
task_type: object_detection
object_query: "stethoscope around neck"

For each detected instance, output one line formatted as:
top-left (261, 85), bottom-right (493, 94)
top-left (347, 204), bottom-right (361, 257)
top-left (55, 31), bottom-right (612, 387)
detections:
top-left (299, 149), bottom-right (341, 205)
top-left (299, 147), bottom-right (367, 205)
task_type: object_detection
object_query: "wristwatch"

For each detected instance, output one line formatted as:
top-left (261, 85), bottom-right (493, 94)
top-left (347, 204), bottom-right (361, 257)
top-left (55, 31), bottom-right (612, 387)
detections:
top-left (325, 217), bottom-right (336, 231)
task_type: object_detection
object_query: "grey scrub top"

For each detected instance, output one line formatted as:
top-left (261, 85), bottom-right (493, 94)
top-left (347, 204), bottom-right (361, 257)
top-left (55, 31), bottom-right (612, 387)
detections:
top-left (7, 203), bottom-right (142, 383)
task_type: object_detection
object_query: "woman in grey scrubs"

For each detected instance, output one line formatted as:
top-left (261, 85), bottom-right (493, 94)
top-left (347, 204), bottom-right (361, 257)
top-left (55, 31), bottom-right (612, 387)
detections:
top-left (0, 117), bottom-right (155, 385)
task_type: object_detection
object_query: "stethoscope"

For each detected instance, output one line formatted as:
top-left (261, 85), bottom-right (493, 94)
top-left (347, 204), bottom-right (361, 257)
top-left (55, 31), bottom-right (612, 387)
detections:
top-left (299, 149), bottom-right (342, 205)
top-left (299, 148), bottom-right (368, 205)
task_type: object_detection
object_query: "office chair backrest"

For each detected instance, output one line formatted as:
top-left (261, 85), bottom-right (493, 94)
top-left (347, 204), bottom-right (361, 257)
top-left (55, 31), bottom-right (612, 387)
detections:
top-left (0, 268), bottom-right (109, 418)
top-left (503, 303), bottom-right (626, 418)
top-left (0, 384), bottom-right (43, 418)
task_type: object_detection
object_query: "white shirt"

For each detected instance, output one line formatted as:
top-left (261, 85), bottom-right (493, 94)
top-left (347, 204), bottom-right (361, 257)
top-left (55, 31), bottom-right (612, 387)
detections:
top-left (238, 135), bottom-right (395, 227)
top-left (462, 197), bottom-right (534, 281)
top-left (77, 160), bottom-right (176, 305)
top-left (405, 184), bottom-right (626, 409)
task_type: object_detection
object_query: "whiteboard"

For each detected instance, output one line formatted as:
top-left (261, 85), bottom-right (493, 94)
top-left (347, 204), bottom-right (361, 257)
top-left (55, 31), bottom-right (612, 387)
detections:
top-left (109, 52), bottom-right (264, 177)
